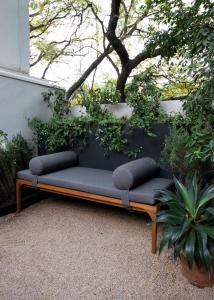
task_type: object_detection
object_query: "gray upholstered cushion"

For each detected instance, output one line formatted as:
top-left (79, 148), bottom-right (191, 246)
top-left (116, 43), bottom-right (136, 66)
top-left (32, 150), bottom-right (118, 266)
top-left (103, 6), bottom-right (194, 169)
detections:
top-left (129, 178), bottom-right (173, 204)
top-left (18, 167), bottom-right (123, 199)
top-left (29, 151), bottom-right (78, 175)
top-left (112, 157), bottom-right (159, 190)
top-left (17, 167), bottom-right (173, 205)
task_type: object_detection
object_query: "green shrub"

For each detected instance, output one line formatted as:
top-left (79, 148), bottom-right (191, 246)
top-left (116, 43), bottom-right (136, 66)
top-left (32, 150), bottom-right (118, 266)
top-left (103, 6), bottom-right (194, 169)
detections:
top-left (161, 75), bottom-right (214, 182)
top-left (160, 127), bottom-right (190, 178)
top-left (83, 80), bottom-right (121, 105)
top-left (185, 126), bottom-right (214, 166)
top-left (0, 133), bottom-right (32, 205)
top-left (161, 125), bottom-right (214, 181)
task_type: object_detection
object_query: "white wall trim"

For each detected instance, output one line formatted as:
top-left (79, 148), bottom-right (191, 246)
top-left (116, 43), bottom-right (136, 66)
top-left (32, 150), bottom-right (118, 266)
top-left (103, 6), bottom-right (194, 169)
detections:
top-left (0, 67), bottom-right (53, 87)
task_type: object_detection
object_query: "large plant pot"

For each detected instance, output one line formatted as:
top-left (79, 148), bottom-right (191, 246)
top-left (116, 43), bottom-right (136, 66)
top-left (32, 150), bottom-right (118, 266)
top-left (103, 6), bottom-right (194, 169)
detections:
top-left (180, 254), bottom-right (214, 288)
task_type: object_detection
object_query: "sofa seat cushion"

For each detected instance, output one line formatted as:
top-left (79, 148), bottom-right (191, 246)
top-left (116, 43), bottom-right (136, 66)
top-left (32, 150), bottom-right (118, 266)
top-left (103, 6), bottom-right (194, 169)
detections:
top-left (17, 167), bottom-right (173, 205)
top-left (18, 167), bottom-right (123, 199)
top-left (129, 178), bottom-right (173, 204)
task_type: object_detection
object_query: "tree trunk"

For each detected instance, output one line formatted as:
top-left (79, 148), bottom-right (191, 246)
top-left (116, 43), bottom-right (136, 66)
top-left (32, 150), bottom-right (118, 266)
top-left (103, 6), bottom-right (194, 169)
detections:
top-left (116, 66), bottom-right (132, 101)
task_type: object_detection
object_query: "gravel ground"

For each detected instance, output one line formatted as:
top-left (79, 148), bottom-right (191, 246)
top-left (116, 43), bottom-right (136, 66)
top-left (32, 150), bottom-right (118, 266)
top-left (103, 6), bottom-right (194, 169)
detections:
top-left (0, 198), bottom-right (213, 300)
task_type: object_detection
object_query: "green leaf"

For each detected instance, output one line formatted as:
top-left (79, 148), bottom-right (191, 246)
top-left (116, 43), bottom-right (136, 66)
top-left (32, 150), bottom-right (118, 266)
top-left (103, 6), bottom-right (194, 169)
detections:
top-left (196, 192), bottom-right (214, 216)
top-left (174, 177), bottom-right (194, 216)
top-left (185, 229), bottom-right (196, 270)
top-left (205, 207), bottom-right (214, 217)
top-left (159, 230), bottom-right (172, 254)
top-left (188, 173), bottom-right (198, 208)
top-left (196, 231), bottom-right (212, 275)
top-left (202, 226), bottom-right (214, 239)
top-left (208, 239), bottom-right (214, 257)
top-left (168, 226), bottom-right (184, 247)
top-left (174, 238), bottom-right (186, 260)
top-left (156, 211), bottom-right (184, 225)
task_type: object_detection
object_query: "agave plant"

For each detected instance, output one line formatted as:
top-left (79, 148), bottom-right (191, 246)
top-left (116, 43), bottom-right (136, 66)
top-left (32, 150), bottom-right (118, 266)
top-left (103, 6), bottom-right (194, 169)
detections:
top-left (157, 174), bottom-right (214, 274)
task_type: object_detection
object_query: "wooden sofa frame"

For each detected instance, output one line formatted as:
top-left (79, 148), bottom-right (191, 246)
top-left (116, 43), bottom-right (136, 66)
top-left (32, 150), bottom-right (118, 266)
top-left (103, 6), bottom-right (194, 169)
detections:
top-left (16, 178), bottom-right (160, 254)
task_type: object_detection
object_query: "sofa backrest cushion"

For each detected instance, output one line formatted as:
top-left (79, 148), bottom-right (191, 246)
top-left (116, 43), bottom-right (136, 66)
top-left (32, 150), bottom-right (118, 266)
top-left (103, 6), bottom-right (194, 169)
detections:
top-left (29, 151), bottom-right (78, 175)
top-left (112, 157), bottom-right (159, 190)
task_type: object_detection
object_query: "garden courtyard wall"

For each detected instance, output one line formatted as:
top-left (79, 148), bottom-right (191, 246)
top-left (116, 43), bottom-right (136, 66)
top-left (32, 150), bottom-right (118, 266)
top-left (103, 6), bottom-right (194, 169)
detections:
top-left (0, 71), bottom-right (52, 141)
top-left (0, 0), bottom-right (52, 141)
top-left (70, 100), bottom-right (183, 118)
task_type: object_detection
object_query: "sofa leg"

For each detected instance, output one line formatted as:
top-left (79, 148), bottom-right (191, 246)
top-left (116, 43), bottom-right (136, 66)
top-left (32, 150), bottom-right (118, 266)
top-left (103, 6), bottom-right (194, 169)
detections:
top-left (16, 180), bottom-right (22, 213)
top-left (151, 221), bottom-right (157, 254)
top-left (148, 212), bottom-right (158, 254)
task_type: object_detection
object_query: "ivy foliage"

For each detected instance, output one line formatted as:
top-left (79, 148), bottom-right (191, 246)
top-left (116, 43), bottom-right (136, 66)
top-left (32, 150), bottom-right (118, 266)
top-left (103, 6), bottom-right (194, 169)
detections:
top-left (31, 74), bottom-right (171, 158)
top-left (29, 113), bottom-right (144, 159)
top-left (126, 70), bottom-right (171, 131)
top-left (29, 115), bottom-right (90, 154)
top-left (83, 80), bottom-right (121, 105)
top-left (127, 72), bottom-right (161, 117)
top-left (42, 88), bottom-right (71, 116)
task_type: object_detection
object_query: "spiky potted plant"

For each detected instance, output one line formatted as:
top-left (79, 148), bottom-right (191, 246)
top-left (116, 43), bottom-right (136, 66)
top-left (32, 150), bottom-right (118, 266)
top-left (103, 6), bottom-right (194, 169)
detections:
top-left (156, 175), bottom-right (214, 288)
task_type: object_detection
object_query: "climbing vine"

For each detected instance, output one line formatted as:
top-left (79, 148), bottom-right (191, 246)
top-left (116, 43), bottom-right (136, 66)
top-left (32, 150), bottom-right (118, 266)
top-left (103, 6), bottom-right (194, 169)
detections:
top-left (127, 72), bottom-right (172, 134)
top-left (29, 114), bottom-right (145, 159)
top-left (33, 73), bottom-right (171, 157)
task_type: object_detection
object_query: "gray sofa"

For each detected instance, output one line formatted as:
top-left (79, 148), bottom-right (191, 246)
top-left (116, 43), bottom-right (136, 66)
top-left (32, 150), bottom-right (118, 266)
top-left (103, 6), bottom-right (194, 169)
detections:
top-left (16, 151), bottom-right (173, 253)
top-left (18, 151), bottom-right (173, 208)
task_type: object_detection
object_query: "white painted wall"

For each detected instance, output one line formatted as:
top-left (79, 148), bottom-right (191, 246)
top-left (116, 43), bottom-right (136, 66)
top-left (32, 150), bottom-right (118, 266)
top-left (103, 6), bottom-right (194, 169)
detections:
top-left (160, 100), bottom-right (183, 114)
top-left (0, 70), bottom-right (52, 141)
top-left (102, 103), bottom-right (133, 118)
top-left (70, 100), bottom-right (183, 118)
top-left (0, 0), bottom-right (53, 141)
top-left (0, 0), bottom-right (29, 73)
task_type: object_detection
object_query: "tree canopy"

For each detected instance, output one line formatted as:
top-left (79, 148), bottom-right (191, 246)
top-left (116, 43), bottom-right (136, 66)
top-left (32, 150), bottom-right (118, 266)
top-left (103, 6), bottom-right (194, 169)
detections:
top-left (29, 0), bottom-right (214, 102)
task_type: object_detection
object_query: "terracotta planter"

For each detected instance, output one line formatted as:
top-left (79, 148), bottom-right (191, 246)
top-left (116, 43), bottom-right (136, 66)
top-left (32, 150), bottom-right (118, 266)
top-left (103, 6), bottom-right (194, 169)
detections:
top-left (180, 254), bottom-right (214, 288)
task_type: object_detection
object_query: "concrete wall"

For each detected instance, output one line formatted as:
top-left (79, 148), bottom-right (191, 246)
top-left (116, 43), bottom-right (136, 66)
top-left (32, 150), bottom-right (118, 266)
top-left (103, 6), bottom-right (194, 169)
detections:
top-left (0, 0), bottom-right (53, 142)
top-left (70, 100), bottom-right (183, 117)
top-left (0, 70), bottom-right (52, 141)
top-left (0, 0), bottom-right (29, 73)
top-left (160, 100), bottom-right (183, 114)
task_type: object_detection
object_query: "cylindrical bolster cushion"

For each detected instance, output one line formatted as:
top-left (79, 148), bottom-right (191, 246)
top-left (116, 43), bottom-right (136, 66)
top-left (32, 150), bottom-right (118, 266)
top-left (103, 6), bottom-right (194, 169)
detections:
top-left (29, 151), bottom-right (78, 175)
top-left (112, 157), bottom-right (159, 190)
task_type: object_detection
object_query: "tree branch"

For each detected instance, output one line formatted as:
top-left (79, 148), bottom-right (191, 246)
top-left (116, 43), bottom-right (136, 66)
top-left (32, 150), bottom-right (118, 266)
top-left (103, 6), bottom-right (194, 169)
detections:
top-left (106, 55), bottom-right (120, 76)
top-left (41, 38), bottom-right (72, 79)
top-left (130, 47), bottom-right (161, 69)
top-left (66, 45), bottom-right (113, 99)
